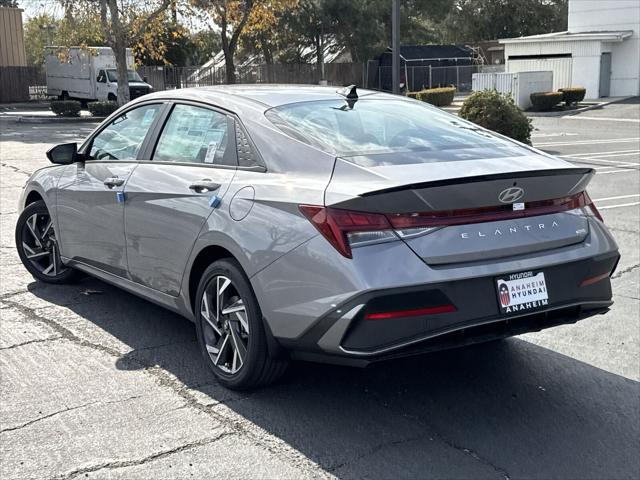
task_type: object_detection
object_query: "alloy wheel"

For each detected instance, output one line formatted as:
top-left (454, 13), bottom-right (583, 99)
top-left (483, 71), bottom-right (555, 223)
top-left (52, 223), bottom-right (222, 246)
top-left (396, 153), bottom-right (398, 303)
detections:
top-left (200, 275), bottom-right (249, 375)
top-left (20, 212), bottom-right (67, 277)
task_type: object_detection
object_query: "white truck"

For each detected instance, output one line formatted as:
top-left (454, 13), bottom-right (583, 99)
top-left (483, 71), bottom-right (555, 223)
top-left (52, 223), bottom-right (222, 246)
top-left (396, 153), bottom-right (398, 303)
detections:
top-left (45, 46), bottom-right (152, 103)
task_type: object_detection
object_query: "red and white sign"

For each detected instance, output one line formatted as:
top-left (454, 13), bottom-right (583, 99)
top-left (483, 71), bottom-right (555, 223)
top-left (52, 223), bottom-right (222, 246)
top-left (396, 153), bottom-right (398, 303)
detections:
top-left (496, 271), bottom-right (549, 314)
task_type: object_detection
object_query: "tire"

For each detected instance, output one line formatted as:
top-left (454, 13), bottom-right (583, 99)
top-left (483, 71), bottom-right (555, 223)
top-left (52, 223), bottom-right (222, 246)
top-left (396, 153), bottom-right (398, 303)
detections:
top-left (195, 258), bottom-right (288, 390)
top-left (15, 200), bottom-right (79, 284)
top-left (107, 93), bottom-right (117, 102)
top-left (59, 91), bottom-right (69, 101)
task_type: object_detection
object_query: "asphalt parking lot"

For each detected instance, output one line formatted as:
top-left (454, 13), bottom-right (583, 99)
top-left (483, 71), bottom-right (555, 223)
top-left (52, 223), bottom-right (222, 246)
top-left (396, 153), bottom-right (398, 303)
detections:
top-left (1, 99), bottom-right (638, 480)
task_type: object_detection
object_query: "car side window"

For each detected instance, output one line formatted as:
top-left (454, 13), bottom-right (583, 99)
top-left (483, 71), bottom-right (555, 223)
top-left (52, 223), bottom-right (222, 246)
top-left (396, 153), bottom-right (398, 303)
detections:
top-left (88, 104), bottom-right (160, 161)
top-left (97, 70), bottom-right (106, 83)
top-left (153, 104), bottom-right (234, 166)
top-left (235, 122), bottom-right (265, 169)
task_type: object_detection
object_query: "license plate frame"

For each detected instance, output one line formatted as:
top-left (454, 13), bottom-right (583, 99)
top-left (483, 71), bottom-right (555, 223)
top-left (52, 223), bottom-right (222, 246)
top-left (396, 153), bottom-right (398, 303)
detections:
top-left (496, 270), bottom-right (549, 315)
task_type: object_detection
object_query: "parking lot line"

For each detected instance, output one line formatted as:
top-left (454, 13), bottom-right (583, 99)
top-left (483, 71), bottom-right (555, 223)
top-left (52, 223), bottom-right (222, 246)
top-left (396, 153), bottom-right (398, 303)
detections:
top-left (565, 149), bottom-right (640, 158)
top-left (595, 169), bottom-right (637, 175)
top-left (536, 138), bottom-right (640, 147)
top-left (561, 156), bottom-right (639, 167)
top-left (598, 201), bottom-right (640, 210)
top-left (593, 194), bottom-right (640, 202)
top-left (565, 116), bottom-right (640, 123)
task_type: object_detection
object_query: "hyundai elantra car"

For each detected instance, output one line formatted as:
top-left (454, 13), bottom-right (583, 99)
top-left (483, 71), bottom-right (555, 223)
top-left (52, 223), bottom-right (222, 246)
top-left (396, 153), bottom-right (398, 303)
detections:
top-left (15, 85), bottom-right (619, 389)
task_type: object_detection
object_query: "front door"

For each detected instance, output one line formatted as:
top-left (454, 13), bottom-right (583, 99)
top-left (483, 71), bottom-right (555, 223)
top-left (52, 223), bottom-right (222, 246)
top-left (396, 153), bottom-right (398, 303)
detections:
top-left (95, 69), bottom-right (108, 101)
top-left (599, 53), bottom-right (611, 97)
top-left (56, 103), bottom-right (163, 276)
top-left (123, 103), bottom-right (237, 296)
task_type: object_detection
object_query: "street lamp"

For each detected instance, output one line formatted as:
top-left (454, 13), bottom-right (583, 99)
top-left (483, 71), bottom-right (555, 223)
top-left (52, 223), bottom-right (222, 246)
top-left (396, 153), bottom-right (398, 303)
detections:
top-left (392, 0), bottom-right (400, 94)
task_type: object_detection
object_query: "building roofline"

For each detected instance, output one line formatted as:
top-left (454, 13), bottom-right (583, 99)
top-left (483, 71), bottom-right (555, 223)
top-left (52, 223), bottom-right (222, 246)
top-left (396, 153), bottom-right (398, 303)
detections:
top-left (499, 30), bottom-right (634, 44)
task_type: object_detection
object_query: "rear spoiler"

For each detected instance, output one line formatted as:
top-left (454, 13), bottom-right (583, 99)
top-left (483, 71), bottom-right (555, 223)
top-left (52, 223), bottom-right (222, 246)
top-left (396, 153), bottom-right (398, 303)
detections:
top-left (359, 168), bottom-right (595, 197)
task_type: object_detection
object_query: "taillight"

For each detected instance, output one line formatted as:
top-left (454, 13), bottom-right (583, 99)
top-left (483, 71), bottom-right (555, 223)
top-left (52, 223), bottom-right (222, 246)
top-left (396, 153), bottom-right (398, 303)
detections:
top-left (388, 191), bottom-right (602, 228)
top-left (583, 191), bottom-right (604, 222)
top-left (299, 205), bottom-right (395, 258)
top-left (300, 191), bottom-right (602, 258)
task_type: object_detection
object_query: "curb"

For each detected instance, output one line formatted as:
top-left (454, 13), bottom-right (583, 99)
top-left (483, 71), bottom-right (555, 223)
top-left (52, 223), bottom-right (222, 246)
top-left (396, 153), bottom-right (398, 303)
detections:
top-left (15, 116), bottom-right (105, 124)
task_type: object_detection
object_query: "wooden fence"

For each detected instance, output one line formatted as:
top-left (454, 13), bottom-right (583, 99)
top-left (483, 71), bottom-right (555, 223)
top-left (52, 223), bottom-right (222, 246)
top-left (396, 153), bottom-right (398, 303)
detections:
top-left (0, 66), bottom-right (46, 102)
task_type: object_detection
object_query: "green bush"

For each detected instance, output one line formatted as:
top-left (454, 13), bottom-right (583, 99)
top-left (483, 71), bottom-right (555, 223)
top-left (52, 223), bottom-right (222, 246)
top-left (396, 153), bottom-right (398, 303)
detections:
top-left (87, 101), bottom-right (119, 117)
top-left (459, 90), bottom-right (533, 144)
top-left (411, 87), bottom-right (456, 106)
top-left (558, 87), bottom-right (586, 106)
top-left (50, 100), bottom-right (81, 117)
top-left (530, 91), bottom-right (563, 111)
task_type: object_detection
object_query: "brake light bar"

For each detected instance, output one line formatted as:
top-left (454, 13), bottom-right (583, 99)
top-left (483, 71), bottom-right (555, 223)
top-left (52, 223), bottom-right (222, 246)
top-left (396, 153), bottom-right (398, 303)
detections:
top-left (389, 192), bottom-right (601, 228)
top-left (300, 191), bottom-right (601, 258)
top-left (365, 304), bottom-right (457, 320)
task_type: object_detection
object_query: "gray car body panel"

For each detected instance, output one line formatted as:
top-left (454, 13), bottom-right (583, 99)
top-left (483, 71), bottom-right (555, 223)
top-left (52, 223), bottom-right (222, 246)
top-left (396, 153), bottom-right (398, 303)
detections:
top-left (18, 85), bottom-right (619, 359)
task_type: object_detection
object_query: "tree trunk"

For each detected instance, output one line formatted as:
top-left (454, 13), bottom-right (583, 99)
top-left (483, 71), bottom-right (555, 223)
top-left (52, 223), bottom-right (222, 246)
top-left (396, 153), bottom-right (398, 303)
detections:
top-left (107, 0), bottom-right (130, 105)
top-left (315, 34), bottom-right (324, 81)
top-left (224, 50), bottom-right (236, 84)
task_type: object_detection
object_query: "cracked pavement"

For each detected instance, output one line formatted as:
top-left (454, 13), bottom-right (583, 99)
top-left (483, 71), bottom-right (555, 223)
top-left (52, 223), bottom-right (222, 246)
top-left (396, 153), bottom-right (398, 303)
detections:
top-left (1, 102), bottom-right (639, 479)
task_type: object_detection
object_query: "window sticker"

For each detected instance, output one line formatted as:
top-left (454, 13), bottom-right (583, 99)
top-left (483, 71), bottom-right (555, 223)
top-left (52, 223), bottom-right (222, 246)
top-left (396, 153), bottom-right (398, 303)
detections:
top-left (204, 141), bottom-right (219, 163)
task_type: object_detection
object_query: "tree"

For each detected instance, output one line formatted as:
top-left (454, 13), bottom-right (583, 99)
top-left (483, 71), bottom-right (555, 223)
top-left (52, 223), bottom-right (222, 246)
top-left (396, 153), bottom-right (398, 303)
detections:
top-left (438, 0), bottom-right (568, 43)
top-left (0, 0), bottom-right (19, 7)
top-left (98, 0), bottom-right (172, 104)
top-left (193, 0), bottom-right (295, 83)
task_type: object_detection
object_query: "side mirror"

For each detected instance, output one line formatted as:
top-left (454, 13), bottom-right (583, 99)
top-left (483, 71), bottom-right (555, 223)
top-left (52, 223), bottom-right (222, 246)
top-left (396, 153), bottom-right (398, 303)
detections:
top-left (46, 143), bottom-right (82, 164)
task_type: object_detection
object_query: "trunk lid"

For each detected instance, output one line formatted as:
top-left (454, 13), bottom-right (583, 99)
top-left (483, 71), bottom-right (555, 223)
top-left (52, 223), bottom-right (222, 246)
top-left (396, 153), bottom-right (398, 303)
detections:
top-left (325, 153), bottom-right (595, 264)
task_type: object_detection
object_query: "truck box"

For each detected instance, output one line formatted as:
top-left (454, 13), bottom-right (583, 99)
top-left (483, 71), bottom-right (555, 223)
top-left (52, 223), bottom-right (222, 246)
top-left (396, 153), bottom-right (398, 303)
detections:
top-left (45, 46), bottom-right (151, 102)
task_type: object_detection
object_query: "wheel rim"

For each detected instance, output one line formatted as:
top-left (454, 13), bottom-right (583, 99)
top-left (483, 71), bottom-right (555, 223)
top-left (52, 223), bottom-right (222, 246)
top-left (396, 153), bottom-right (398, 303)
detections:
top-left (21, 212), bottom-right (67, 277)
top-left (201, 275), bottom-right (249, 375)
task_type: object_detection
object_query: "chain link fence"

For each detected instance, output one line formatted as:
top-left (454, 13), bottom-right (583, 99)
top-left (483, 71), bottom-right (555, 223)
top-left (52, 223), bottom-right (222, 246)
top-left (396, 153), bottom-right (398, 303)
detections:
top-left (137, 63), bottom-right (366, 91)
top-left (373, 64), bottom-right (505, 93)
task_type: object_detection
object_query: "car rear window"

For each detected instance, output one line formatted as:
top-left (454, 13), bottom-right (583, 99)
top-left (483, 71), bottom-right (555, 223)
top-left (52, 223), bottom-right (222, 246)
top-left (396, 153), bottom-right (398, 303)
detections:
top-left (265, 98), bottom-right (522, 160)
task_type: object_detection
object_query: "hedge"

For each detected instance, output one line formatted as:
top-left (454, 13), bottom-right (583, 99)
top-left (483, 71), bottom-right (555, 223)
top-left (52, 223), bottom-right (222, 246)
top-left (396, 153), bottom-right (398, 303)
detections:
top-left (50, 100), bottom-right (81, 117)
top-left (530, 92), bottom-right (563, 111)
top-left (459, 90), bottom-right (533, 145)
top-left (88, 101), bottom-right (119, 117)
top-left (558, 87), bottom-right (586, 106)
top-left (410, 87), bottom-right (456, 106)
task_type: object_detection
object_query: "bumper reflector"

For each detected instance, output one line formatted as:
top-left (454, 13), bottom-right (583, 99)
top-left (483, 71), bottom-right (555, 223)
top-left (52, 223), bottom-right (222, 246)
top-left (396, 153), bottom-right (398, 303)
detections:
top-left (580, 271), bottom-right (612, 287)
top-left (365, 304), bottom-right (456, 320)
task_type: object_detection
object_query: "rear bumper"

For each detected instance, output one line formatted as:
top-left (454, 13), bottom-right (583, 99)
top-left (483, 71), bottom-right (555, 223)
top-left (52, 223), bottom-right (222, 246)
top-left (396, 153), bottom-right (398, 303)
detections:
top-left (281, 251), bottom-right (619, 366)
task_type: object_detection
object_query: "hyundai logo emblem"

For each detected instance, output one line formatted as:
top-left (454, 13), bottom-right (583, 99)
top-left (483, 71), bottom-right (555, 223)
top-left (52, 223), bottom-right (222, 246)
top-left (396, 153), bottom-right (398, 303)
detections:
top-left (498, 187), bottom-right (525, 203)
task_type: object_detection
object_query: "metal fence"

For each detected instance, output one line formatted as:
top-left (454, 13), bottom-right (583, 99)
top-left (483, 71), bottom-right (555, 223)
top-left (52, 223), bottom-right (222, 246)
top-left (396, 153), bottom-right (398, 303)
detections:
top-left (0, 66), bottom-right (46, 102)
top-left (374, 64), bottom-right (505, 93)
top-left (0, 62), bottom-right (505, 103)
top-left (137, 63), bottom-right (366, 91)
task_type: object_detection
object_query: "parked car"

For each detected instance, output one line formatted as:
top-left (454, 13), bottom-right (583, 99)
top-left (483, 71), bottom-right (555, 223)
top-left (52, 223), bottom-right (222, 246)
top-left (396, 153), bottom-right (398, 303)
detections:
top-left (45, 46), bottom-right (152, 103)
top-left (15, 85), bottom-right (619, 389)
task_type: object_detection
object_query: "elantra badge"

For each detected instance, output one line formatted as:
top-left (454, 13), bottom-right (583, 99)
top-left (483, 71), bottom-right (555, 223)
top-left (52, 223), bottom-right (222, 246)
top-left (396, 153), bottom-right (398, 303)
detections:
top-left (498, 187), bottom-right (525, 204)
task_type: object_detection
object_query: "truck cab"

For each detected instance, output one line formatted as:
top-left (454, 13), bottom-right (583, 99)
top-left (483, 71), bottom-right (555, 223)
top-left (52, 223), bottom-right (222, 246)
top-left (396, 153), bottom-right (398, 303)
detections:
top-left (95, 68), bottom-right (152, 102)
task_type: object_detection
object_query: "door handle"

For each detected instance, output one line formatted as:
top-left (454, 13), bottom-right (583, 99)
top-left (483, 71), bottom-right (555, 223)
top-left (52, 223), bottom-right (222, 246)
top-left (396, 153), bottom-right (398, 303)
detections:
top-left (189, 180), bottom-right (221, 193)
top-left (104, 177), bottom-right (125, 188)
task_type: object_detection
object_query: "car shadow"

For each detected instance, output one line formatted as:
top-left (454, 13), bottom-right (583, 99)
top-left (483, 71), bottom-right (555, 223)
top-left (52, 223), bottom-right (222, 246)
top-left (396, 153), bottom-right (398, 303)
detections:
top-left (28, 277), bottom-right (640, 479)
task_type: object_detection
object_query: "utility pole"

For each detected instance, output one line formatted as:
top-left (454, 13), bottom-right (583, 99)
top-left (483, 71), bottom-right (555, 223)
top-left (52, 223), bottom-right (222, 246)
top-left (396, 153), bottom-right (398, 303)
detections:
top-left (392, 0), bottom-right (400, 94)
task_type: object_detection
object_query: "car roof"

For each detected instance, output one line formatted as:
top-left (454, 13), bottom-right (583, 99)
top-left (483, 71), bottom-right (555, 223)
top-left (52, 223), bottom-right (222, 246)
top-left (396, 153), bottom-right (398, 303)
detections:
top-left (145, 84), bottom-right (389, 110)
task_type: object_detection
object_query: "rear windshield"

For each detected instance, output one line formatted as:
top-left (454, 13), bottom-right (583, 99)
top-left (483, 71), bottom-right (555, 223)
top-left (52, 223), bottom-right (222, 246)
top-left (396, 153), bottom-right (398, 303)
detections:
top-left (266, 98), bottom-right (519, 158)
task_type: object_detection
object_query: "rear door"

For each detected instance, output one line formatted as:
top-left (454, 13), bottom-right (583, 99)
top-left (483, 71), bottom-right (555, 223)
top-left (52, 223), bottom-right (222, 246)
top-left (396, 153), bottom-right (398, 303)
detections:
top-left (56, 102), bottom-right (164, 277)
top-left (123, 102), bottom-right (237, 296)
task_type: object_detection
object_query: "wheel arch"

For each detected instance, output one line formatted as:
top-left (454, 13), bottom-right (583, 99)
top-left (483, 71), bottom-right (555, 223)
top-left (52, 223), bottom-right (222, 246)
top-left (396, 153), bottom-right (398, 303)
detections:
top-left (187, 244), bottom-right (237, 315)
top-left (24, 190), bottom-right (44, 207)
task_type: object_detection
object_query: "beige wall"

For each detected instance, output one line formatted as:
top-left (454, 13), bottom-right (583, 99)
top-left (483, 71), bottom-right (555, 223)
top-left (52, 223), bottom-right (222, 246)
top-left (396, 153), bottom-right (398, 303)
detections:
top-left (0, 7), bottom-right (27, 67)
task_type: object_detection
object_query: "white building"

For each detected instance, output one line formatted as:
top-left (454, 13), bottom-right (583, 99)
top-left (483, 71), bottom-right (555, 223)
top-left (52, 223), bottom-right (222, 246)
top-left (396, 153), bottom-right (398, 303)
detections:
top-left (499, 0), bottom-right (639, 99)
